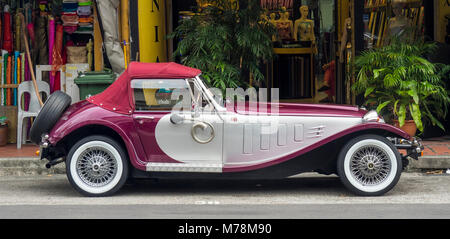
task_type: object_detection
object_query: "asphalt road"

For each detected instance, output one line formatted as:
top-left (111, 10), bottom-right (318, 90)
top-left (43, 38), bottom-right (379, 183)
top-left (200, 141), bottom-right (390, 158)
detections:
top-left (0, 172), bottom-right (449, 218)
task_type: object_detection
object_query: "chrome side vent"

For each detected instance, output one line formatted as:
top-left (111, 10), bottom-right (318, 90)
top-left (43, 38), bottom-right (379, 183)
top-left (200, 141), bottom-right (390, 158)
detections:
top-left (307, 125), bottom-right (325, 138)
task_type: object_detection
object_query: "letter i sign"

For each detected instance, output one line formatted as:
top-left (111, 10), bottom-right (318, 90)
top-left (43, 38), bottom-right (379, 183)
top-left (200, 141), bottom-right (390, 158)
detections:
top-left (152, 0), bottom-right (160, 43)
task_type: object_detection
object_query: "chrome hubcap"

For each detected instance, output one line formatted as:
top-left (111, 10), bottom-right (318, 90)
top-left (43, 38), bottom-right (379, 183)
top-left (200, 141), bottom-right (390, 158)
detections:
top-left (350, 145), bottom-right (392, 186)
top-left (76, 147), bottom-right (118, 187)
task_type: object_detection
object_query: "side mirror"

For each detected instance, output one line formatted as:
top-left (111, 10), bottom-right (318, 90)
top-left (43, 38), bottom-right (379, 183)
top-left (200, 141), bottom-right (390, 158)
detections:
top-left (170, 113), bottom-right (185, 124)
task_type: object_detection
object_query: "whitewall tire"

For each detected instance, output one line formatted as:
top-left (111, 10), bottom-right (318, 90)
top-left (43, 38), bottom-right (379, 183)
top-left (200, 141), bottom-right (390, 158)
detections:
top-left (337, 134), bottom-right (402, 196)
top-left (66, 135), bottom-right (129, 197)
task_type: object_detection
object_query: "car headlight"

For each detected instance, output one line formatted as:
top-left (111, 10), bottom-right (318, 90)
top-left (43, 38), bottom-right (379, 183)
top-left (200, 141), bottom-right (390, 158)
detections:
top-left (363, 110), bottom-right (385, 123)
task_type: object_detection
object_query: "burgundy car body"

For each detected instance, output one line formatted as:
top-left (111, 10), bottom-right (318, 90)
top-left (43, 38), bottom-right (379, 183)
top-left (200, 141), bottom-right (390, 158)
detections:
top-left (46, 91), bottom-right (410, 175)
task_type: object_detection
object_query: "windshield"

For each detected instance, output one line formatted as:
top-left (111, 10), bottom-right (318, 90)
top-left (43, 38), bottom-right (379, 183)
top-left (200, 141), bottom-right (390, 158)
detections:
top-left (195, 75), bottom-right (224, 108)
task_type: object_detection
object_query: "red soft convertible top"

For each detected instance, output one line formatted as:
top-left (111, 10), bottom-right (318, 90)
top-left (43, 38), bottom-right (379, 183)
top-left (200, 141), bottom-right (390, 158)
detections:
top-left (87, 62), bottom-right (202, 114)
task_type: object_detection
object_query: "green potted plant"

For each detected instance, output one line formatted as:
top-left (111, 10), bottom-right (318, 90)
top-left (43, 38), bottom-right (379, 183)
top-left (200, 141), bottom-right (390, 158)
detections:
top-left (353, 38), bottom-right (450, 136)
top-left (0, 116), bottom-right (8, 146)
top-left (169, 0), bottom-right (275, 91)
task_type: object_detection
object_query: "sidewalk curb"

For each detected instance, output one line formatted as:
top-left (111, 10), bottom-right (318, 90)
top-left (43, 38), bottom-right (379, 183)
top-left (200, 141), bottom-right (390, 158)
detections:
top-left (407, 156), bottom-right (450, 170)
top-left (0, 157), bottom-right (65, 176)
top-left (0, 156), bottom-right (449, 176)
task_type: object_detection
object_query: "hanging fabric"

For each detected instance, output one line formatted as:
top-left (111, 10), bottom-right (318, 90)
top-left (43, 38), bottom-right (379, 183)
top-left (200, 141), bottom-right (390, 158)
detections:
top-left (96, 0), bottom-right (125, 74)
top-left (6, 56), bottom-right (11, 106)
top-left (0, 51), bottom-right (6, 106)
top-left (13, 51), bottom-right (19, 106)
top-left (2, 52), bottom-right (7, 106)
top-left (24, 53), bottom-right (30, 111)
top-left (52, 24), bottom-right (64, 92)
top-left (34, 15), bottom-right (49, 68)
top-left (3, 6), bottom-right (13, 53)
top-left (14, 13), bottom-right (22, 53)
top-left (48, 16), bottom-right (56, 92)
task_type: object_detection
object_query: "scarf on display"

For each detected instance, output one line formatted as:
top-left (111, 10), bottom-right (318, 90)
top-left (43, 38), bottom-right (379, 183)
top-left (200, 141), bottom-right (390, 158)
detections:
top-left (62, 13), bottom-right (79, 25)
top-left (2, 10), bottom-right (12, 53)
top-left (52, 25), bottom-right (64, 92)
top-left (77, 5), bottom-right (92, 16)
top-left (48, 17), bottom-right (56, 92)
top-left (63, 2), bottom-right (79, 12)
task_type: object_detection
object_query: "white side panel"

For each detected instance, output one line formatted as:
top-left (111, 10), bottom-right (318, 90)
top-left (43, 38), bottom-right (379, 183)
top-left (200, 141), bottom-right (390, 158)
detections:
top-left (222, 114), bottom-right (362, 167)
top-left (154, 113), bottom-right (223, 165)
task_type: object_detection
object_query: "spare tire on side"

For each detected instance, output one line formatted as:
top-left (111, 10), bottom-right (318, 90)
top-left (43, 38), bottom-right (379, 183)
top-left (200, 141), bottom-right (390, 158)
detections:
top-left (30, 91), bottom-right (72, 144)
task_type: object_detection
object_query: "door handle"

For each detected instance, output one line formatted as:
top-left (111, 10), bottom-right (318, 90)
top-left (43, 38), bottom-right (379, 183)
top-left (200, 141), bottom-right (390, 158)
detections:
top-left (135, 116), bottom-right (155, 120)
top-left (135, 116), bottom-right (155, 124)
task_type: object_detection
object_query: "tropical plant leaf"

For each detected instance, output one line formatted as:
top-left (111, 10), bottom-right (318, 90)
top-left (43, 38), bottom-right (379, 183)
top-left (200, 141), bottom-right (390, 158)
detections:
top-left (407, 88), bottom-right (419, 104)
top-left (410, 103), bottom-right (423, 132)
top-left (398, 104), bottom-right (406, 127)
top-left (393, 100), bottom-right (399, 115)
top-left (364, 87), bottom-right (375, 98)
top-left (376, 101), bottom-right (391, 114)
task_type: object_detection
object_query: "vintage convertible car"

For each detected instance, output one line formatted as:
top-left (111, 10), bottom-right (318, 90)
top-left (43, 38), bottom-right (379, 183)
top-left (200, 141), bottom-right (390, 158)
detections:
top-left (30, 62), bottom-right (423, 197)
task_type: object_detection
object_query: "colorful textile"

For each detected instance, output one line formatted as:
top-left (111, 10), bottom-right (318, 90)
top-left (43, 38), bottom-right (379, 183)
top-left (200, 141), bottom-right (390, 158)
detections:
top-left (78, 16), bottom-right (93, 23)
top-left (62, 13), bottom-right (79, 25)
top-left (6, 56), bottom-right (11, 106)
top-left (14, 13), bottom-right (21, 51)
top-left (77, 5), bottom-right (92, 15)
top-left (13, 51), bottom-right (19, 106)
top-left (2, 12), bottom-right (13, 53)
top-left (52, 25), bottom-right (64, 92)
top-left (0, 51), bottom-right (6, 106)
top-left (77, 26), bottom-right (93, 32)
top-left (78, 1), bottom-right (93, 6)
top-left (49, 17), bottom-right (56, 92)
top-left (2, 52), bottom-right (7, 106)
top-left (63, 2), bottom-right (79, 12)
top-left (63, 26), bottom-right (78, 34)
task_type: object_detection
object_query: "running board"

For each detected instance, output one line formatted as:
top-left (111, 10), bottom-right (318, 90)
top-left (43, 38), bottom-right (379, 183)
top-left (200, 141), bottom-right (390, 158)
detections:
top-left (146, 162), bottom-right (222, 173)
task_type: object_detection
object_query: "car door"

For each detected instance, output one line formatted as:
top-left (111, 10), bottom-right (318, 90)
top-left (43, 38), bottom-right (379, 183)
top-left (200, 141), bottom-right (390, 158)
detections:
top-left (131, 78), bottom-right (223, 172)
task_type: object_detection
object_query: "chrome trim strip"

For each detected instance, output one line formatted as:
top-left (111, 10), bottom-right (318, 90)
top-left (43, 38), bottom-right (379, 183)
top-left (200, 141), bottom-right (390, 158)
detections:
top-left (134, 115), bottom-right (155, 120)
top-left (146, 162), bottom-right (223, 173)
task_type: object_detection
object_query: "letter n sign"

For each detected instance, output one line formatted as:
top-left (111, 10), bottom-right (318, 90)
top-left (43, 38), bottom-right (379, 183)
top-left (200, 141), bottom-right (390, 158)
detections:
top-left (138, 0), bottom-right (167, 63)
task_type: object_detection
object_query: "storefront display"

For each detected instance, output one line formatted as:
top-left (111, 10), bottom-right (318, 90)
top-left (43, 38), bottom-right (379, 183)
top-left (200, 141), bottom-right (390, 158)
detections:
top-left (256, 1), bottom-right (333, 102)
top-left (363, 0), bottom-right (425, 49)
top-left (0, 0), bottom-right (103, 145)
top-left (294, 5), bottom-right (316, 46)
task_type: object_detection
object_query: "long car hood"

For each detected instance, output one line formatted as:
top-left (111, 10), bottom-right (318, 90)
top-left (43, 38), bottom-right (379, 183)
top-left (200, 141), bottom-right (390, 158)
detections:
top-left (233, 102), bottom-right (367, 118)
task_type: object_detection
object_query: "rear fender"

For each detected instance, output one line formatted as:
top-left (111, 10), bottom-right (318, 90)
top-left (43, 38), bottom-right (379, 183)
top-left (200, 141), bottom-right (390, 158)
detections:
top-left (47, 106), bottom-right (148, 171)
